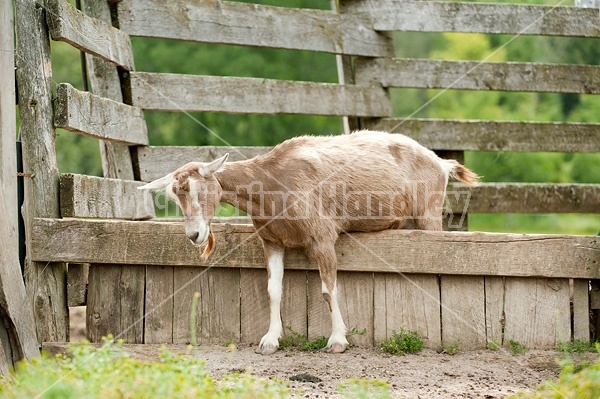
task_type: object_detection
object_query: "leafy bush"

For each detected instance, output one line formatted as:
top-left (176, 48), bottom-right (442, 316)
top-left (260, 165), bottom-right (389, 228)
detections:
top-left (379, 328), bottom-right (424, 355)
top-left (0, 337), bottom-right (288, 399)
top-left (511, 356), bottom-right (600, 399)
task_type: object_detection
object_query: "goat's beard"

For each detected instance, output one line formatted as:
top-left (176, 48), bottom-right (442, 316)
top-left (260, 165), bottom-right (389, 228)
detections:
top-left (200, 230), bottom-right (215, 261)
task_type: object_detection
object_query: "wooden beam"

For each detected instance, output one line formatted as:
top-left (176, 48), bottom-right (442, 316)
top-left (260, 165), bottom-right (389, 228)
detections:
top-left (117, 0), bottom-right (393, 57)
top-left (355, 58), bottom-right (600, 94)
top-left (15, 0), bottom-right (69, 342)
top-left (361, 1), bottom-right (600, 38)
top-left (136, 146), bottom-right (271, 181)
top-left (54, 83), bottom-right (148, 146)
top-left (32, 219), bottom-right (600, 279)
top-left (0, 0), bottom-right (39, 366)
top-left (59, 174), bottom-right (154, 219)
top-left (370, 118), bottom-right (600, 153)
top-left (446, 183), bottom-right (600, 214)
top-left (127, 72), bottom-right (392, 117)
top-left (45, 0), bottom-right (134, 70)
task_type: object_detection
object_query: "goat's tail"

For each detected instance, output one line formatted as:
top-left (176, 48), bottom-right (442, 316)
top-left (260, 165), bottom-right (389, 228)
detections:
top-left (442, 159), bottom-right (480, 186)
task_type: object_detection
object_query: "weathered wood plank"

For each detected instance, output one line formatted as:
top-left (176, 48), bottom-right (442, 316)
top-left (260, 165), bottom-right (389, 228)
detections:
top-left (0, 0), bottom-right (40, 367)
top-left (441, 275), bottom-right (486, 350)
top-left (32, 219), bottom-right (600, 279)
top-left (307, 272), bottom-right (330, 340)
top-left (572, 279), bottom-right (590, 342)
top-left (59, 174), bottom-right (154, 220)
top-left (15, 0), bottom-right (69, 343)
top-left (67, 264), bottom-right (89, 307)
top-left (82, 0), bottom-right (135, 181)
top-left (446, 183), bottom-right (600, 214)
top-left (45, 0), bottom-right (134, 69)
top-left (87, 265), bottom-right (145, 343)
top-left (54, 83), bottom-right (148, 145)
top-left (136, 146), bottom-right (271, 182)
top-left (359, 1), bottom-right (600, 38)
top-left (370, 119), bottom-right (600, 153)
top-left (144, 266), bottom-right (174, 344)
top-left (503, 278), bottom-right (571, 348)
top-left (337, 272), bottom-right (374, 346)
top-left (127, 72), bottom-right (392, 117)
top-left (200, 268), bottom-right (240, 344)
top-left (117, 0), bottom-right (392, 57)
top-left (484, 277), bottom-right (505, 347)
top-left (172, 268), bottom-right (201, 344)
top-left (373, 273), bottom-right (441, 348)
top-left (281, 271), bottom-right (308, 339)
top-left (356, 58), bottom-right (600, 94)
top-left (240, 269), bottom-right (269, 344)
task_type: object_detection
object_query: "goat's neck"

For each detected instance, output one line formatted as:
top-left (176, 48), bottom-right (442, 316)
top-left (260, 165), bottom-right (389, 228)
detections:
top-left (214, 160), bottom-right (263, 216)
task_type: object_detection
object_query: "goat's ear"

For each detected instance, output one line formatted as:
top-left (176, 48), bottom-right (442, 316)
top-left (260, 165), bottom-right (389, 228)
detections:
top-left (200, 153), bottom-right (229, 177)
top-left (137, 173), bottom-right (173, 191)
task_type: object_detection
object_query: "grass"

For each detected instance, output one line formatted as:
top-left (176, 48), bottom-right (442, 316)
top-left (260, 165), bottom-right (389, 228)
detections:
top-left (338, 378), bottom-right (392, 399)
top-left (439, 342), bottom-right (460, 356)
top-left (0, 337), bottom-right (289, 399)
top-left (509, 339), bottom-right (527, 356)
top-left (556, 339), bottom-right (597, 353)
top-left (487, 341), bottom-right (500, 351)
top-left (379, 328), bottom-right (424, 355)
top-left (278, 326), bottom-right (328, 351)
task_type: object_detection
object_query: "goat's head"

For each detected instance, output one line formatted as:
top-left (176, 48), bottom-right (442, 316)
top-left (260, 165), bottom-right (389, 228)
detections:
top-left (138, 153), bottom-right (229, 260)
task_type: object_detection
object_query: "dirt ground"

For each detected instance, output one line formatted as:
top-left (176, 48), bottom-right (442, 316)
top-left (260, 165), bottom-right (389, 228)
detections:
top-left (66, 307), bottom-right (587, 398)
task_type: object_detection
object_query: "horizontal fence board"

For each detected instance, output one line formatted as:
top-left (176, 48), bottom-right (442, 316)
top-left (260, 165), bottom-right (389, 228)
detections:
top-left (45, 0), bottom-right (134, 70)
top-left (32, 219), bottom-right (600, 279)
top-left (136, 146), bottom-right (271, 181)
top-left (446, 183), bottom-right (600, 214)
top-left (117, 0), bottom-right (392, 57)
top-left (59, 174), bottom-right (155, 219)
top-left (369, 118), bottom-right (600, 153)
top-left (358, 1), bottom-right (600, 38)
top-left (54, 83), bottom-right (148, 146)
top-left (355, 58), bottom-right (600, 94)
top-left (127, 72), bottom-right (392, 116)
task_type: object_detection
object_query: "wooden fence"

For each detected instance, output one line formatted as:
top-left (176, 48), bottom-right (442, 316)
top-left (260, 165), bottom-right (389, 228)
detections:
top-left (13, 0), bottom-right (600, 350)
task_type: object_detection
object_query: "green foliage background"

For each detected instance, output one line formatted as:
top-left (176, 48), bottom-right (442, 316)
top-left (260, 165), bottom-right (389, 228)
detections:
top-left (48, 0), bottom-right (599, 234)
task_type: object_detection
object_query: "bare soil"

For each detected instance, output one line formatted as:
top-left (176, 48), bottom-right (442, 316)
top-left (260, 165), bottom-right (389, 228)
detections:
top-left (66, 307), bottom-right (592, 398)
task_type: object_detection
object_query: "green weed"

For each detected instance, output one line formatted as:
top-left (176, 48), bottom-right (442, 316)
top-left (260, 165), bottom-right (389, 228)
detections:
top-left (556, 339), bottom-right (597, 353)
top-left (440, 341), bottom-right (460, 356)
top-left (300, 336), bottom-right (328, 351)
top-left (487, 341), bottom-right (500, 351)
top-left (379, 328), bottom-right (424, 355)
top-left (509, 339), bottom-right (527, 356)
top-left (338, 378), bottom-right (392, 399)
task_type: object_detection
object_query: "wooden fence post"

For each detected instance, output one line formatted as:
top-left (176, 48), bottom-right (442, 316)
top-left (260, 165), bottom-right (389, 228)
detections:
top-left (15, 0), bottom-right (69, 342)
top-left (0, 0), bottom-right (40, 370)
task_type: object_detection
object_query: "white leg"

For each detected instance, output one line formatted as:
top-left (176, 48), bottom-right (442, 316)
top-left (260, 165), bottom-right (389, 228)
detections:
top-left (322, 281), bottom-right (348, 353)
top-left (256, 244), bottom-right (284, 355)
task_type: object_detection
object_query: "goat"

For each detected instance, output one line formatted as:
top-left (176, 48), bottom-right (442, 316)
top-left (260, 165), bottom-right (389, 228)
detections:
top-left (139, 130), bottom-right (479, 355)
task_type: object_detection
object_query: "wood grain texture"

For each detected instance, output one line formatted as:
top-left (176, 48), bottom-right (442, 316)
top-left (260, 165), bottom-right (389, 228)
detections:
top-left (59, 174), bottom-right (154, 219)
top-left (281, 270), bottom-right (308, 339)
top-left (199, 268), bottom-right (240, 344)
top-left (136, 146), bottom-right (271, 181)
top-left (446, 183), bottom-right (600, 214)
top-left (144, 266), bottom-right (174, 344)
top-left (128, 72), bottom-right (392, 117)
top-left (373, 273), bottom-right (441, 348)
top-left (503, 277), bottom-right (571, 348)
top-left (358, 1), bottom-right (600, 38)
top-left (356, 58), bottom-right (600, 94)
top-left (240, 269), bottom-right (269, 344)
top-left (0, 0), bottom-right (40, 366)
top-left (307, 272), bottom-right (330, 340)
top-left (484, 277), bottom-right (505, 346)
top-left (87, 265), bottom-right (145, 343)
top-left (82, 0), bottom-right (135, 180)
top-left (172, 268), bottom-right (202, 344)
top-left (370, 118), bottom-right (600, 153)
top-left (572, 279), bottom-right (590, 342)
top-left (441, 275), bottom-right (486, 350)
top-left (117, 0), bottom-right (392, 57)
top-left (54, 83), bottom-right (148, 145)
top-left (337, 272), bottom-right (374, 346)
top-left (67, 264), bottom-right (89, 307)
top-left (15, 0), bottom-right (68, 343)
top-left (45, 0), bottom-right (134, 69)
top-left (32, 219), bottom-right (600, 279)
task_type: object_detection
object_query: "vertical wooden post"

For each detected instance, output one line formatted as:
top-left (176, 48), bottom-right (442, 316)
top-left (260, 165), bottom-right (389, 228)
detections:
top-left (14, 0), bottom-right (69, 342)
top-left (0, 0), bottom-right (40, 369)
top-left (82, 0), bottom-right (135, 180)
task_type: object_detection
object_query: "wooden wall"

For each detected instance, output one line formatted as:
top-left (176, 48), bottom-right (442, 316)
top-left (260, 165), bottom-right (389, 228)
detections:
top-left (15, 0), bottom-right (600, 350)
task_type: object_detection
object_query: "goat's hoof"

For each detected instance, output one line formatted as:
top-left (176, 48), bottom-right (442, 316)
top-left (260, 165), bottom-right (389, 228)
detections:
top-left (323, 342), bottom-right (347, 354)
top-left (255, 344), bottom-right (279, 355)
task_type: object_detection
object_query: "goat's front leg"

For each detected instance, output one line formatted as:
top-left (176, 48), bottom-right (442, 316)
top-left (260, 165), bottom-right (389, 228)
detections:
top-left (307, 242), bottom-right (348, 354)
top-left (256, 240), bottom-right (285, 355)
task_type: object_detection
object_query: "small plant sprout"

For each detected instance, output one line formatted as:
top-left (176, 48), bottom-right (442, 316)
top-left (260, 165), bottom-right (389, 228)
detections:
top-left (380, 328), bottom-right (424, 355)
top-left (509, 339), bottom-right (527, 356)
top-left (440, 341), bottom-right (460, 356)
top-left (487, 341), bottom-right (500, 351)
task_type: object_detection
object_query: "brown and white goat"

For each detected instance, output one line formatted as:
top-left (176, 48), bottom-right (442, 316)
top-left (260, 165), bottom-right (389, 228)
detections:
top-left (139, 130), bottom-right (479, 355)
